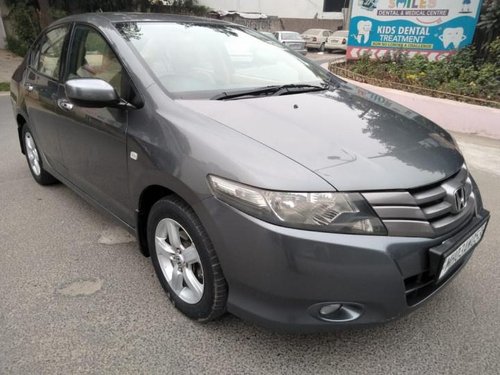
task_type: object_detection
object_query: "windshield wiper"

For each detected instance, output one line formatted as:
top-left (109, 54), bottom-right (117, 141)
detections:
top-left (211, 83), bottom-right (327, 100)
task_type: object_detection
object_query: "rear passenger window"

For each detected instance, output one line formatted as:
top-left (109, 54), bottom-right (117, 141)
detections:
top-left (31, 26), bottom-right (69, 80)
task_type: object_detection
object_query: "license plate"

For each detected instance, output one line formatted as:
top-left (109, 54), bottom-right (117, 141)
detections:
top-left (438, 223), bottom-right (487, 280)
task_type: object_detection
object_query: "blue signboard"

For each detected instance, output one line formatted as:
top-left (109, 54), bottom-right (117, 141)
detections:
top-left (347, 0), bottom-right (483, 60)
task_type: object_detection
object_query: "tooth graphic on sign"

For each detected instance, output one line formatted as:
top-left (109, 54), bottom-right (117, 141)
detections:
top-left (355, 20), bottom-right (372, 44)
top-left (439, 27), bottom-right (467, 49)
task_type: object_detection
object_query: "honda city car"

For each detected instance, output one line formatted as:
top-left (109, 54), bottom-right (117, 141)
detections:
top-left (10, 13), bottom-right (489, 331)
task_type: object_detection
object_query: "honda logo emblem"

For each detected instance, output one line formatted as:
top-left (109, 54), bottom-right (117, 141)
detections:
top-left (453, 186), bottom-right (467, 212)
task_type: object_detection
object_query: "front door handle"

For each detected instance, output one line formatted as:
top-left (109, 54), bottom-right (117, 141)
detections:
top-left (58, 99), bottom-right (74, 111)
top-left (25, 83), bottom-right (34, 92)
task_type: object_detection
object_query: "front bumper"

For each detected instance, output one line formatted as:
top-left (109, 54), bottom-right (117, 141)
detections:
top-left (198, 196), bottom-right (489, 332)
top-left (305, 42), bottom-right (322, 49)
top-left (325, 42), bottom-right (347, 51)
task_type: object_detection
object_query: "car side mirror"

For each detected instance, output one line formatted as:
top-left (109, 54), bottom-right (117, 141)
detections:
top-left (65, 78), bottom-right (120, 108)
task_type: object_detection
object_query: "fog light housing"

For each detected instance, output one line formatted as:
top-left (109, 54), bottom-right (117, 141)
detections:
top-left (311, 302), bottom-right (363, 322)
top-left (319, 304), bottom-right (342, 316)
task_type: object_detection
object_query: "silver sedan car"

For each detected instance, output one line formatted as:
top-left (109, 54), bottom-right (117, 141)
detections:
top-left (325, 30), bottom-right (349, 53)
top-left (274, 31), bottom-right (307, 55)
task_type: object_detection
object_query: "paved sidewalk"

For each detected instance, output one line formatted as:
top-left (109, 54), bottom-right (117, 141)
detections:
top-left (0, 49), bottom-right (22, 83)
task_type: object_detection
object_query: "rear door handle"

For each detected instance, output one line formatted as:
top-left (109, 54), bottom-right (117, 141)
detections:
top-left (57, 99), bottom-right (74, 111)
top-left (24, 83), bottom-right (34, 92)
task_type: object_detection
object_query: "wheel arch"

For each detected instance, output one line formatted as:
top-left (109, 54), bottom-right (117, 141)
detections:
top-left (136, 185), bottom-right (174, 256)
top-left (16, 114), bottom-right (27, 154)
top-left (136, 184), bottom-right (208, 257)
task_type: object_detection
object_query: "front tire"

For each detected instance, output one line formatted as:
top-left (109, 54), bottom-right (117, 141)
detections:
top-left (148, 196), bottom-right (228, 321)
top-left (22, 124), bottom-right (58, 185)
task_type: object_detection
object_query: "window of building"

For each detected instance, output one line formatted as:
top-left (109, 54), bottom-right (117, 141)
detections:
top-left (323, 0), bottom-right (349, 12)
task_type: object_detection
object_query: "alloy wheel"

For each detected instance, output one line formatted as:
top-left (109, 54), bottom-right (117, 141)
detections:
top-left (154, 218), bottom-right (204, 304)
top-left (24, 132), bottom-right (41, 176)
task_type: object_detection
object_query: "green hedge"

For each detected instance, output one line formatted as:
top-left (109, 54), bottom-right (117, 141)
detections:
top-left (349, 38), bottom-right (500, 102)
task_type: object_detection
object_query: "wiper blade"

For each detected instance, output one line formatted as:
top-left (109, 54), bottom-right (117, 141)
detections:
top-left (271, 83), bottom-right (328, 96)
top-left (211, 83), bottom-right (327, 100)
top-left (211, 85), bottom-right (282, 100)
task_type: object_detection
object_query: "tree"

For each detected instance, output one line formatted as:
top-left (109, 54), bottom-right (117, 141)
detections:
top-left (37, 0), bottom-right (52, 28)
top-left (4, 0), bottom-right (209, 55)
top-left (475, 0), bottom-right (500, 56)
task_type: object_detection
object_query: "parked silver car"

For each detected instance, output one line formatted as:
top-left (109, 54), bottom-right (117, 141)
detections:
top-left (274, 31), bottom-right (307, 55)
top-left (301, 28), bottom-right (333, 51)
top-left (325, 30), bottom-right (349, 53)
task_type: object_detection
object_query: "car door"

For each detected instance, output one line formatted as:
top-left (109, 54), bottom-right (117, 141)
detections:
top-left (24, 25), bottom-right (70, 173)
top-left (57, 24), bottom-right (133, 224)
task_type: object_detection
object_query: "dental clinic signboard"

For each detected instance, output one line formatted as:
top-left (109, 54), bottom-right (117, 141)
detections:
top-left (347, 0), bottom-right (483, 61)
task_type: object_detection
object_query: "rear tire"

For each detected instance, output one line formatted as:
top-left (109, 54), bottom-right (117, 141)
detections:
top-left (22, 124), bottom-right (58, 185)
top-left (148, 196), bottom-right (228, 321)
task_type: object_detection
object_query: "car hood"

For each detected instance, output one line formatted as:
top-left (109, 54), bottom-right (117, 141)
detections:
top-left (178, 82), bottom-right (464, 191)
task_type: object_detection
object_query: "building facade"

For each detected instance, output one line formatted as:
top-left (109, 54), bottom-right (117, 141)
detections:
top-left (198, 0), bottom-right (348, 20)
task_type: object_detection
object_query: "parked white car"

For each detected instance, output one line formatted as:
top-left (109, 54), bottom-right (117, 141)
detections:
top-left (301, 29), bottom-right (333, 52)
top-left (325, 30), bottom-right (349, 53)
top-left (274, 31), bottom-right (307, 55)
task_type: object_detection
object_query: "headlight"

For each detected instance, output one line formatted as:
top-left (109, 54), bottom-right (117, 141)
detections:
top-left (208, 175), bottom-right (387, 235)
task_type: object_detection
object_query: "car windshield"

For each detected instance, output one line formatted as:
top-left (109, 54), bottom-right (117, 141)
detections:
top-left (116, 22), bottom-right (328, 99)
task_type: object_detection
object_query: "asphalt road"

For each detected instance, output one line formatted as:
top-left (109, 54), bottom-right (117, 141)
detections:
top-left (1, 95), bottom-right (499, 374)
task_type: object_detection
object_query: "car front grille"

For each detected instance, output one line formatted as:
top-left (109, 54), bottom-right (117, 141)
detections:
top-left (363, 165), bottom-right (475, 238)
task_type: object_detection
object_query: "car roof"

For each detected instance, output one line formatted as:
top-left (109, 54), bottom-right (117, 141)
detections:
top-left (52, 12), bottom-right (233, 27)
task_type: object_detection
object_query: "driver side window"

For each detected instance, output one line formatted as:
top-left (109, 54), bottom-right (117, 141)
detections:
top-left (67, 26), bottom-right (125, 96)
top-left (31, 25), bottom-right (69, 79)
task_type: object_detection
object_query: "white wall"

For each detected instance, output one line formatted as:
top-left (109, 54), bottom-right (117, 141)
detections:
top-left (199, 0), bottom-right (343, 20)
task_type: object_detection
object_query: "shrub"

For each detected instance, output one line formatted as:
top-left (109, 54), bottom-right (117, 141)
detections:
top-left (345, 41), bottom-right (500, 104)
top-left (6, 3), bottom-right (40, 56)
